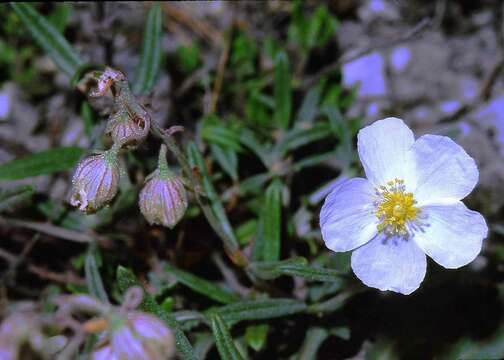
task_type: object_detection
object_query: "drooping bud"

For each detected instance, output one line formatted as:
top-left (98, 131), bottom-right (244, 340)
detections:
top-left (70, 146), bottom-right (120, 213)
top-left (91, 312), bottom-right (175, 360)
top-left (105, 104), bottom-right (150, 149)
top-left (90, 68), bottom-right (126, 97)
top-left (139, 145), bottom-right (188, 228)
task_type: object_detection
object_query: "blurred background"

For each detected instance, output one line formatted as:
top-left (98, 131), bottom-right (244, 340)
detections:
top-left (1, 1), bottom-right (504, 359)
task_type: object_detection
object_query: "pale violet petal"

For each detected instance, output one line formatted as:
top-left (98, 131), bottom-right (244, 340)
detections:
top-left (357, 117), bottom-right (416, 189)
top-left (320, 178), bottom-right (378, 252)
top-left (351, 233), bottom-right (426, 295)
top-left (410, 134), bottom-right (478, 205)
top-left (413, 202), bottom-right (487, 269)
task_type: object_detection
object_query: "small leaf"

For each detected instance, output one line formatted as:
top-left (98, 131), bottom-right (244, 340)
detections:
top-left (295, 86), bottom-right (321, 124)
top-left (210, 313), bottom-right (245, 360)
top-left (116, 266), bottom-right (199, 360)
top-left (273, 51), bottom-right (292, 129)
top-left (254, 179), bottom-right (282, 261)
top-left (209, 298), bottom-right (306, 327)
top-left (133, 3), bottom-right (163, 95)
top-left (0, 147), bottom-right (84, 181)
top-left (249, 257), bottom-right (345, 283)
top-left (187, 142), bottom-right (239, 249)
top-left (245, 324), bottom-right (268, 352)
top-left (10, 3), bottom-right (84, 77)
top-left (0, 185), bottom-right (35, 213)
top-left (238, 130), bottom-right (272, 168)
top-left (164, 263), bottom-right (240, 304)
top-left (84, 246), bottom-right (109, 303)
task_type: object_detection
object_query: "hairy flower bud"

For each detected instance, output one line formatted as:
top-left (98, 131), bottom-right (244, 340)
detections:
top-left (105, 105), bottom-right (150, 149)
top-left (92, 312), bottom-right (175, 360)
top-left (139, 145), bottom-right (188, 228)
top-left (70, 147), bottom-right (120, 213)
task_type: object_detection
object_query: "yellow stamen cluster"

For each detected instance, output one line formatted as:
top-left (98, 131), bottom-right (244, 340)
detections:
top-left (375, 179), bottom-right (421, 236)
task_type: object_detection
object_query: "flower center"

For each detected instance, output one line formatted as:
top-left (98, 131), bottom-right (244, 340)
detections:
top-left (374, 179), bottom-right (421, 236)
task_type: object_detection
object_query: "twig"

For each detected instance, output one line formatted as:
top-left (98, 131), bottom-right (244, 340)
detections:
top-left (0, 234), bottom-right (39, 283)
top-left (212, 253), bottom-right (251, 297)
top-left (209, 32), bottom-right (231, 114)
top-left (160, 3), bottom-right (222, 44)
top-left (303, 17), bottom-right (432, 89)
top-left (0, 216), bottom-right (111, 246)
top-left (0, 247), bottom-right (85, 285)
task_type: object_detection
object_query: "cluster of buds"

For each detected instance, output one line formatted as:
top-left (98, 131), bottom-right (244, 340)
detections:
top-left (70, 67), bottom-right (187, 228)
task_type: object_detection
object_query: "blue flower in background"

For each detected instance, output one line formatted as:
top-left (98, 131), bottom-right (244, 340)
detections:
top-left (320, 118), bottom-right (488, 295)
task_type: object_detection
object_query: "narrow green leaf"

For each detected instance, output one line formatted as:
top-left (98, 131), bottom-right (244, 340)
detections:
top-left (210, 313), bottom-right (245, 360)
top-left (249, 257), bottom-right (345, 282)
top-left (187, 142), bottom-right (239, 248)
top-left (210, 145), bottom-right (238, 182)
top-left (0, 185), bottom-right (35, 213)
top-left (209, 299), bottom-right (306, 327)
top-left (164, 264), bottom-right (240, 304)
top-left (0, 147), bottom-right (84, 181)
top-left (10, 3), bottom-right (84, 77)
top-left (133, 3), bottom-right (163, 95)
top-left (116, 266), bottom-right (199, 360)
top-left (245, 324), bottom-right (268, 352)
top-left (295, 86), bottom-right (321, 124)
top-left (238, 130), bottom-right (272, 168)
top-left (255, 179), bottom-right (282, 261)
top-left (48, 3), bottom-right (71, 33)
top-left (81, 101), bottom-right (94, 138)
top-left (84, 246), bottom-right (109, 303)
top-left (275, 123), bottom-right (332, 157)
top-left (273, 51), bottom-right (292, 129)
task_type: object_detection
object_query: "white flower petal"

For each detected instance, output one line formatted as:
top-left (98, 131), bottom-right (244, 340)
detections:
top-left (351, 233), bottom-right (426, 295)
top-left (357, 117), bottom-right (416, 188)
top-left (413, 202), bottom-right (487, 269)
top-left (320, 178), bottom-right (377, 252)
top-left (410, 134), bottom-right (478, 205)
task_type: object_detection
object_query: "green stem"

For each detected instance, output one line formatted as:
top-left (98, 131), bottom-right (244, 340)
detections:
top-left (157, 144), bottom-right (172, 179)
top-left (150, 121), bottom-right (248, 267)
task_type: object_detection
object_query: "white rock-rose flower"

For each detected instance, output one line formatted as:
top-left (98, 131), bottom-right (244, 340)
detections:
top-left (320, 117), bottom-right (488, 295)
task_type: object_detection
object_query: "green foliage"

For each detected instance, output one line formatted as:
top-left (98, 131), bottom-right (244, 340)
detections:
top-left (245, 324), bottom-right (268, 352)
top-left (10, 3), bottom-right (84, 77)
top-left (288, 1), bottom-right (338, 54)
top-left (210, 313), bottom-right (245, 360)
top-left (0, 147), bottom-right (84, 181)
top-left (164, 263), bottom-right (240, 304)
top-left (85, 245), bottom-right (109, 303)
top-left (133, 3), bottom-right (163, 95)
top-left (0, 185), bottom-right (35, 213)
top-left (176, 43), bottom-right (201, 73)
top-left (207, 299), bottom-right (306, 327)
top-left (273, 51), bottom-right (292, 129)
top-left (254, 179), bottom-right (283, 261)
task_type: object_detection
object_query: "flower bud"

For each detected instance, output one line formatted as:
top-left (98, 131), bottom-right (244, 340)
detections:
top-left (105, 105), bottom-right (150, 149)
top-left (90, 68), bottom-right (126, 97)
top-left (92, 312), bottom-right (175, 360)
top-left (139, 145), bottom-right (188, 228)
top-left (70, 147), bottom-right (120, 213)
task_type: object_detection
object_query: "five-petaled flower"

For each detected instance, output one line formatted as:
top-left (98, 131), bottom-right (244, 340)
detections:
top-left (320, 117), bottom-right (488, 295)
